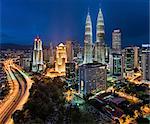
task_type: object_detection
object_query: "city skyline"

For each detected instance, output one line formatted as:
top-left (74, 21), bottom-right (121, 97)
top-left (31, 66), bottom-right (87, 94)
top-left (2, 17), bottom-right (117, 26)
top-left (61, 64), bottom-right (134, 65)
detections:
top-left (1, 0), bottom-right (149, 47)
top-left (0, 1), bottom-right (150, 123)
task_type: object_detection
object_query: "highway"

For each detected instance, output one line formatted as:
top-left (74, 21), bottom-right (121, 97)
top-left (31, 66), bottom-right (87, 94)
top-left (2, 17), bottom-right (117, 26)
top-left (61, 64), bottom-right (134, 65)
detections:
top-left (0, 59), bottom-right (33, 124)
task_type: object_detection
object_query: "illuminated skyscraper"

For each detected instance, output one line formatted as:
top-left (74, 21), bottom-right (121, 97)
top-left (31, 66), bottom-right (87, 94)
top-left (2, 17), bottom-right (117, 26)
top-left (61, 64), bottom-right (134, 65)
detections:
top-left (124, 47), bottom-right (134, 72)
top-left (32, 38), bottom-right (37, 68)
top-left (133, 46), bottom-right (139, 68)
top-left (83, 11), bottom-right (93, 64)
top-left (95, 8), bottom-right (105, 64)
top-left (79, 63), bottom-right (107, 96)
top-left (112, 53), bottom-right (124, 80)
top-left (112, 29), bottom-right (121, 54)
top-left (32, 36), bottom-right (43, 72)
top-left (55, 43), bottom-right (67, 73)
top-left (96, 8), bottom-right (105, 45)
top-left (123, 46), bottom-right (139, 72)
top-left (66, 41), bottom-right (74, 62)
top-left (141, 44), bottom-right (150, 81)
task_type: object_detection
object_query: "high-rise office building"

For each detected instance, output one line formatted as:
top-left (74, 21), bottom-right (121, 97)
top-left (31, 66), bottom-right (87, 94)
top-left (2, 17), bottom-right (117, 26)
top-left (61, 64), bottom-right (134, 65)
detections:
top-left (55, 43), bottom-right (67, 73)
top-left (94, 8), bottom-right (105, 64)
top-left (96, 9), bottom-right (105, 45)
top-left (124, 47), bottom-right (139, 72)
top-left (20, 57), bottom-right (31, 71)
top-left (83, 11), bottom-right (93, 64)
top-left (66, 62), bottom-right (76, 86)
top-left (112, 53), bottom-right (123, 78)
top-left (134, 46), bottom-right (139, 68)
top-left (141, 44), bottom-right (150, 81)
top-left (112, 29), bottom-right (121, 54)
top-left (79, 63), bottom-right (107, 96)
top-left (49, 42), bottom-right (55, 65)
top-left (111, 29), bottom-right (123, 79)
top-left (43, 48), bottom-right (49, 62)
top-left (32, 36), bottom-right (43, 72)
top-left (43, 42), bottom-right (54, 65)
top-left (66, 41), bottom-right (74, 62)
top-left (124, 47), bottom-right (134, 72)
top-left (72, 41), bottom-right (81, 58)
top-left (109, 54), bottom-right (114, 74)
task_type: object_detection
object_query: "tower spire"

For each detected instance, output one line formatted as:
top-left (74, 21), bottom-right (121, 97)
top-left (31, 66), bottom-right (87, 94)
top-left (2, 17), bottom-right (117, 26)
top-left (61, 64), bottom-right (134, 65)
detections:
top-left (94, 7), bottom-right (105, 64)
top-left (96, 8), bottom-right (104, 44)
top-left (84, 10), bottom-right (92, 44)
top-left (83, 10), bottom-right (93, 64)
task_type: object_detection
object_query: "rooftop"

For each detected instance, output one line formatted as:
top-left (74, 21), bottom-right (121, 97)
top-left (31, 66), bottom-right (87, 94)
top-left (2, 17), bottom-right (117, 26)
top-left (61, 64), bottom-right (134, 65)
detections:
top-left (80, 62), bottom-right (106, 68)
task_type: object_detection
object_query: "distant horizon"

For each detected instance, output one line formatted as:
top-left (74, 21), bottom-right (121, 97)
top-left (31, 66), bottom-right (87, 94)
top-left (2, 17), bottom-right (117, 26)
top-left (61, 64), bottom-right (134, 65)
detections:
top-left (0, 41), bottom-right (149, 49)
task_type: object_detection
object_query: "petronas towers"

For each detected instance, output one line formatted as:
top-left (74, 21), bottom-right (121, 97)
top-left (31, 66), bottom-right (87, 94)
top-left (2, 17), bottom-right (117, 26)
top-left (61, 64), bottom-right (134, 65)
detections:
top-left (83, 11), bottom-right (93, 64)
top-left (95, 8), bottom-right (105, 64)
top-left (83, 8), bottom-right (105, 64)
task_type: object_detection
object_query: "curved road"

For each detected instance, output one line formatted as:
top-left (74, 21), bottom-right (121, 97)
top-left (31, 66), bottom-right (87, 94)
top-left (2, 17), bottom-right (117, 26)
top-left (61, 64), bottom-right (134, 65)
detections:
top-left (0, 59), bottom-right (32, 124)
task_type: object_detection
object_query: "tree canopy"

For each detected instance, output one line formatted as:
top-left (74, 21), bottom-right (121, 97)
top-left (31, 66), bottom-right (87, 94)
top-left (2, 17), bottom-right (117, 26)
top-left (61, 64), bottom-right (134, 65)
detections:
top-left (12, 76), bottom-right (95, 124)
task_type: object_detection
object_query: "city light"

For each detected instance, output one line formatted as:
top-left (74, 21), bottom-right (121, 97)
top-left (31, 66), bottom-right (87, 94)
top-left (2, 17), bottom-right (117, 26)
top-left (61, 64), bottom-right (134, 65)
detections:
top-left (0, 1), bottom-right (149, 124)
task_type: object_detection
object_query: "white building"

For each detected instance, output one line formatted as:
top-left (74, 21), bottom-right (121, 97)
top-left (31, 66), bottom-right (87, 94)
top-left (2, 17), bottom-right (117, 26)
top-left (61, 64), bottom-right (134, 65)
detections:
top-left (32, 36), bottom-right (43, 72)
top-left (141, 44), bottom-right (150, 81)
top-left (83, 11), bottom-right (93, 64)
top-left (94, 8), bottom-right (105, 64)
top-left (55, 43), bottom-right (67, 73)
top-left (79, 63), bottom-right (107, 96)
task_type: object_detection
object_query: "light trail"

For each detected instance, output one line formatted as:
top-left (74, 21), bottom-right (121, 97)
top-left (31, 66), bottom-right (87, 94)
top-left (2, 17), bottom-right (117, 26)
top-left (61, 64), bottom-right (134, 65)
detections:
top-left (0, 59), bottom-right (33, 124)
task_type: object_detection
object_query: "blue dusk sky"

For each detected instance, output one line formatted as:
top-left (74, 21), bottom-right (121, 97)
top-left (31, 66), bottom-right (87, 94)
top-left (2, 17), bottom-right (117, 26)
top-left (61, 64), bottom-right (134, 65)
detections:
top-left (1, 0), bottom-right (149, 47)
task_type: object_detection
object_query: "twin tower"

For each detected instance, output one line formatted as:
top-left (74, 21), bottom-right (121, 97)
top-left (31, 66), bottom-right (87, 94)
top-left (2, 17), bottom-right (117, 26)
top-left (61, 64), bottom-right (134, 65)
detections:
top-left (83, 8), bottom-right (105, 64)
top-left (32, 36), bottom-right (43, 72)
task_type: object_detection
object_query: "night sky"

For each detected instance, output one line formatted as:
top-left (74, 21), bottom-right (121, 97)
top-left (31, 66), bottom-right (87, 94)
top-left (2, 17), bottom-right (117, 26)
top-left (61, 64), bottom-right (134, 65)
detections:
top-left (1, 0), bottom-right (149, 47)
